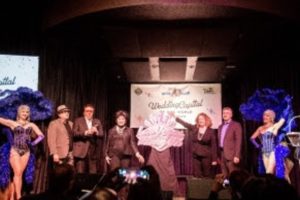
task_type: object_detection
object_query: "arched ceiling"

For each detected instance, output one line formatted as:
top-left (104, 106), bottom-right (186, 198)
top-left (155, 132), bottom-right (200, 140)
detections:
top-left (40, 1), bottom-right (300, 82)
top-left (0, 1), bottom-right (280, 82)
top-left (44, 0), bottom-right (300, 28)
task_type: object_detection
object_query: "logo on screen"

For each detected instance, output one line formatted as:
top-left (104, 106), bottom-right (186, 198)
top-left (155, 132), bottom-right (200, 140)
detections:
top-left (162, 87), bottom-right (190, 97)
top-left (134, 87), bottom-right (143, 96)
top-left (203, 87), bottom-right (215, 94)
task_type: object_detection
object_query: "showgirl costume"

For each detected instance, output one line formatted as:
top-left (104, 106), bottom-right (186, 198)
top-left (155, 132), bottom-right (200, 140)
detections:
top-left (0, 87), bottom-right (53, 189)
top-left (240, 88), bottom-right (294, 178)
top-left (257, 119), bottom-right (285, 174)
top-left (137, 112), bottom-right (184, 194)
top-left (261, 131), bottom-right (275, 157)
top-left (12, 125), bottom-right (32, 156)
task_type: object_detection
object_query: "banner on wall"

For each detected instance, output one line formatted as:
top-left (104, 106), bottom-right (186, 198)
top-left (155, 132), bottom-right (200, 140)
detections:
top-left (0, 54), bottom-right (39, 94)
top-left (130, 83), bottom-right (222, 129)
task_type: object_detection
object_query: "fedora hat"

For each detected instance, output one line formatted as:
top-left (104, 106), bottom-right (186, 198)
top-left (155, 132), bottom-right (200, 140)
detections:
top-left (57, 104), bottom-right (70, 113)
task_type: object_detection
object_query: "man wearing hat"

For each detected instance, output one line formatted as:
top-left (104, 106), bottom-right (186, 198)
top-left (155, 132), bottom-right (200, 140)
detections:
top-left (48, 105), bottom-right (74, 167)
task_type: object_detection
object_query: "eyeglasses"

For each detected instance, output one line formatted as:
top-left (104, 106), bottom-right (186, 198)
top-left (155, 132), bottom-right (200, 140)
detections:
top-left (85, 110), bottom-right (94, 113)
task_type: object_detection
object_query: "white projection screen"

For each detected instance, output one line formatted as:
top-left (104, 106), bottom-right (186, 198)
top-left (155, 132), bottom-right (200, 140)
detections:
top-left (130, 83), bottom-right (222, 129)
top-left (0, 54), bottom-right (39, 94)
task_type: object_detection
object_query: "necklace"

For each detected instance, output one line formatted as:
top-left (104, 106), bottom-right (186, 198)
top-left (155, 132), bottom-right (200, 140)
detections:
top-left (116, 126), bottom-right (125, 134)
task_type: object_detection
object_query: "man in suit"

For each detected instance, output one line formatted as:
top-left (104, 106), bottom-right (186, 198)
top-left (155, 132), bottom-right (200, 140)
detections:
top-left (48, 105), bottom-right (74, 167)
top-left (218, 107), bottom-right (242, 177)
top-left (73, 104), bottom-right (103, 174)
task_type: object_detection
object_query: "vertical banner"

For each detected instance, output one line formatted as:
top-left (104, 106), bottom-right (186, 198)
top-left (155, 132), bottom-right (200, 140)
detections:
top-left (130, 83), bottom-right (222, 129)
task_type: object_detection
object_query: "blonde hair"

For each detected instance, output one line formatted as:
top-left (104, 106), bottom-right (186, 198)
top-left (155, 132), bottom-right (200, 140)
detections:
top-left (17, 105), bottom-right (30, 121)
top-left (264, 109), bottom-right (276, 123)
top-left (195, 112), bottom-right (212, 128)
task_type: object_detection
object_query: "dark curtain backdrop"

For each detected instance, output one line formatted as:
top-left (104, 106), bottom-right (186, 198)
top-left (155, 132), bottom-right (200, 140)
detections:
top-left (36, 36), bottom-right (111, 192)
top-left (1, 24), bottom-right (300, 195)
top-left (35, 37), bottom-right (197, 193)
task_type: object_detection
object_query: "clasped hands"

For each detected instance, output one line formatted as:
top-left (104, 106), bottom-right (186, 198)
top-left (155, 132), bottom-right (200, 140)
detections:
top-left (84, 126), bottom-right (98, 136)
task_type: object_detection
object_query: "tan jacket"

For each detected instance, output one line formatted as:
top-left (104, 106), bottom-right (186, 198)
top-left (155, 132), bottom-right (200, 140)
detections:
top-left (47, 118), bottom-right (73, 159)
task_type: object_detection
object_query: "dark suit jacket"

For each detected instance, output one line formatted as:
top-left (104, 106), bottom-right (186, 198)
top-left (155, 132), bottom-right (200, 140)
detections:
top-left (72, 117), bottom-right (103, 158)
top-left (105, 126), bottom-right (138, 157)
top-left (176, 118), bottom-right (217, 161)
top-left (218, 120), bottom-right (242, 160)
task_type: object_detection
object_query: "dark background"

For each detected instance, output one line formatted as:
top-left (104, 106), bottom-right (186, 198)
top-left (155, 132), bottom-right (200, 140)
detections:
top-left (1, 0), bottom-right (300, 195)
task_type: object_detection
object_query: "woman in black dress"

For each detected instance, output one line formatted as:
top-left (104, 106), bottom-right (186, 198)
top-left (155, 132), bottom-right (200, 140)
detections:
top-left (176, 112), bottom-right (217, 178)
top-left (105, 110), bottom-right (144, 171)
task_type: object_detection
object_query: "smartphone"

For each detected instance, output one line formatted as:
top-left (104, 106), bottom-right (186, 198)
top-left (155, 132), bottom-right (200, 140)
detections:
top-left (118, 168), bottom-right (150, 180)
